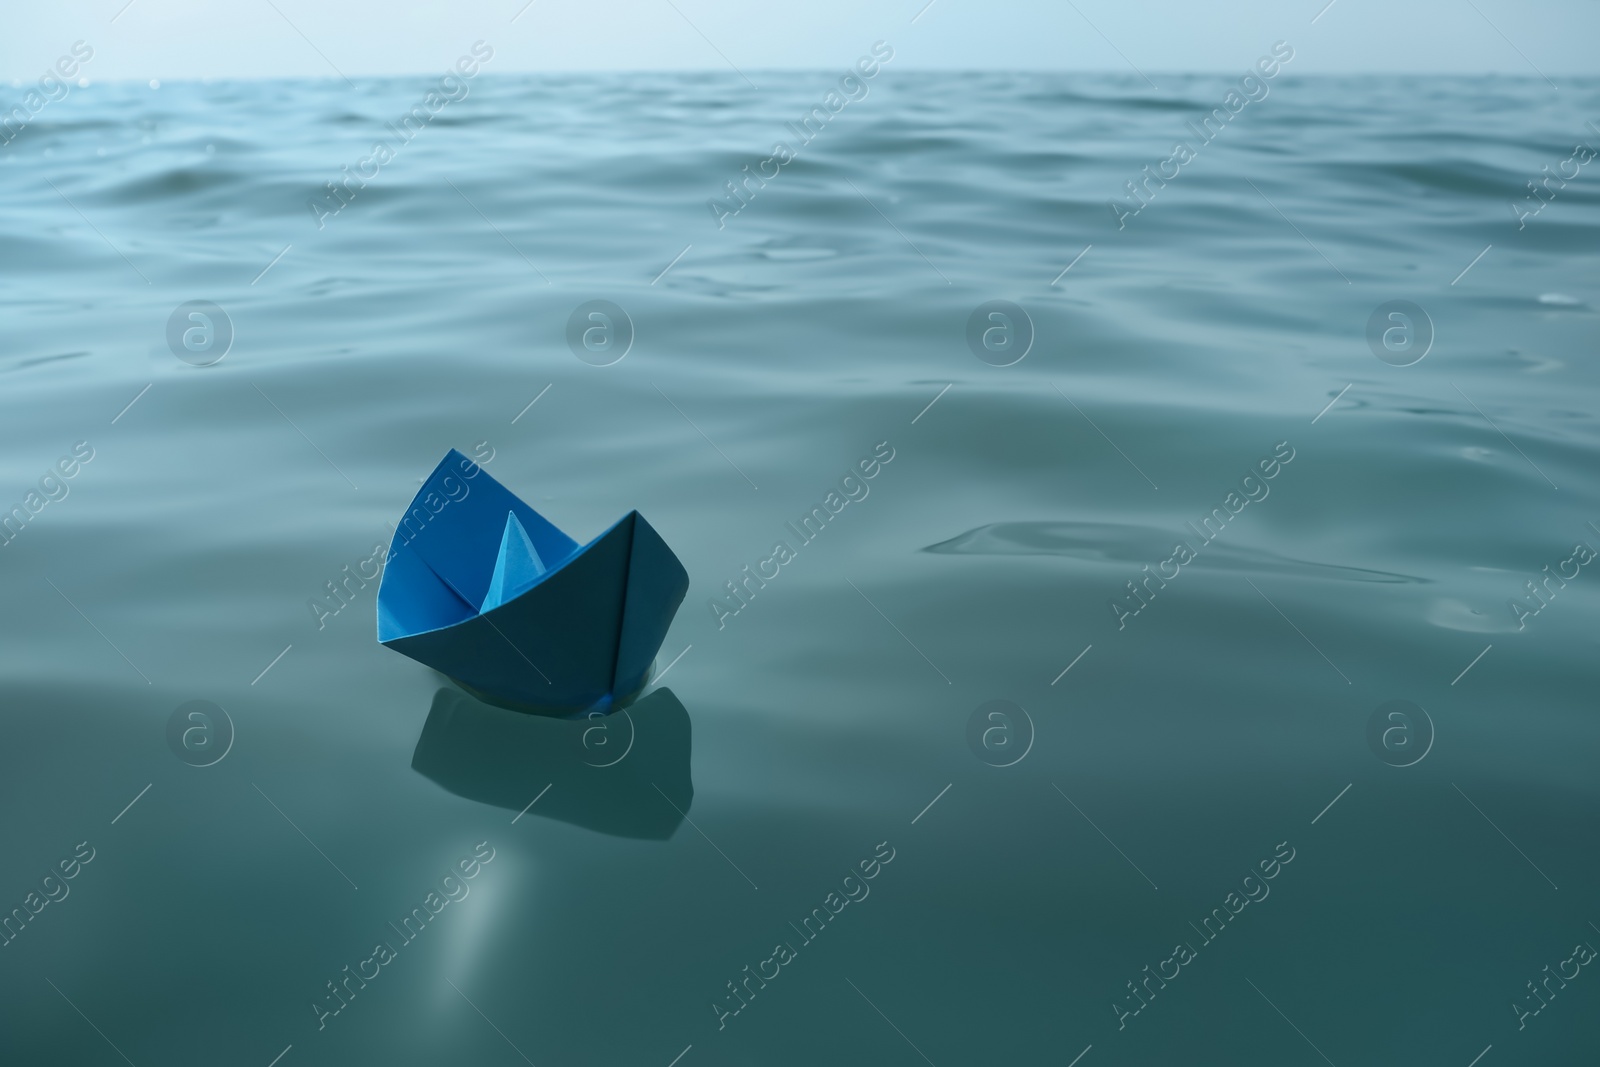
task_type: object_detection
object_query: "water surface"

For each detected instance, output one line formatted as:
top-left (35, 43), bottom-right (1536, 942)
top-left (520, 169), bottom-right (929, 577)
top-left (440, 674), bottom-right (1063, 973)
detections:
top-left (1, 70), bottom-right (1599, 1065)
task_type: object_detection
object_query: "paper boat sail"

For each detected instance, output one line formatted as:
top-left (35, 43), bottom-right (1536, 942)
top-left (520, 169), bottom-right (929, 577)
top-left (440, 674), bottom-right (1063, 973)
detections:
top-left (378, 450), bottom-right (688, 714)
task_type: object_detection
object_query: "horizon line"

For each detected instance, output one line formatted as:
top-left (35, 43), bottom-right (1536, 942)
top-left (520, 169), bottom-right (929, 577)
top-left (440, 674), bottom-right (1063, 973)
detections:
top-left (12, 68), bottom-right (1597, 89)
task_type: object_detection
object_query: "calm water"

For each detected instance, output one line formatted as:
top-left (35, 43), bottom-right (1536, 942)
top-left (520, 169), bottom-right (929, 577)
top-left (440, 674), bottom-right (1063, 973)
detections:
top-left (2, 70), bottom-right (1599, 1065)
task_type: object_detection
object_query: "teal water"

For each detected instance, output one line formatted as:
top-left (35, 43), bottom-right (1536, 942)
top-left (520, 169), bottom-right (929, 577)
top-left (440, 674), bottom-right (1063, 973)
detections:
top-left (2, 71), bottom-right (1599, 1065)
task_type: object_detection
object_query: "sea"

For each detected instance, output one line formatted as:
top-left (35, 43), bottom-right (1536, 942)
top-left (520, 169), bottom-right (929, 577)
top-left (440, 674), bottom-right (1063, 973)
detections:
top-left (1, 69), bottom-right (1598, 1065)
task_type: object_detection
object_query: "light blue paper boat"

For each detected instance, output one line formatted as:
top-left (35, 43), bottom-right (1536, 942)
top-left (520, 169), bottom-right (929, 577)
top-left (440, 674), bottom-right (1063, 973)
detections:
top-left (377, 450), bottom-right (688, 714)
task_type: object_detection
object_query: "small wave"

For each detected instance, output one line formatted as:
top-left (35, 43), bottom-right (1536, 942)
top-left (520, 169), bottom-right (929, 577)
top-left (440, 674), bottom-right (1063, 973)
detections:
top-left (922, 522), bottom-right (1422, 584)
top-left (1320, 158), bottom-right (1522, 198)
top-left (5, 351), bottom-right (90, 374)
top-left (99, 165), bottom-right (248, 203)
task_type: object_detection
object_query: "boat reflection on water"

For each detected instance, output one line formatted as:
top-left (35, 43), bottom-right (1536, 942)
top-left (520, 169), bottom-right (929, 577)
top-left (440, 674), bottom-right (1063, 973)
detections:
top-left (410, 685), bottom-right (693, 840)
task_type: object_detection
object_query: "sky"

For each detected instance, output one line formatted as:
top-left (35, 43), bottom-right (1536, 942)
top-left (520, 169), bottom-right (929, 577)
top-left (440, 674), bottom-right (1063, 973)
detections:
top-left (2, 0), bottom-right (1597, 83)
